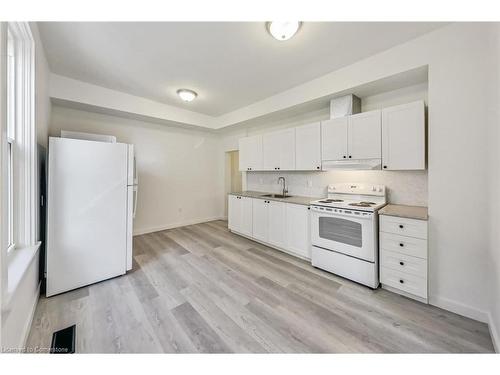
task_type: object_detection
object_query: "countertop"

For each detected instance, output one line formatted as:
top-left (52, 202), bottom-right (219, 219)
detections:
top-left (378, 204), bottom-right (428, 221)
top-left (228, 191), bottom-right (320, 206)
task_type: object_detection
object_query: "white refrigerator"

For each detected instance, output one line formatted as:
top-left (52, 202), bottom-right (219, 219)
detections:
top-left (46, 136), bottom-right (137, 297)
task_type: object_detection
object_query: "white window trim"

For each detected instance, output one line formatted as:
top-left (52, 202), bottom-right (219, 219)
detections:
top-left (8, 22), bottom-right (36, 251)
top-left (1, 22), bottom-right (38, 310)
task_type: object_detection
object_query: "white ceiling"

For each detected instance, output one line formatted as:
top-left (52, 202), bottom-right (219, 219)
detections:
top-left (39, 22), bottom-right (444, 116)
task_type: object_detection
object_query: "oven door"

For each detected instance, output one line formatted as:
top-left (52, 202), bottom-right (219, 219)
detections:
top-left (311, 210), bottom-right (376, 262)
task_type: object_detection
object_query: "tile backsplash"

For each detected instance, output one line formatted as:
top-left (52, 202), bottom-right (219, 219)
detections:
top-left (246, 170), bottom-right (428, 206)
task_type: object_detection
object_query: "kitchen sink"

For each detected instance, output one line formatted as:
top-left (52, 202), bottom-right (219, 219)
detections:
top-left (260, 194), bottom-right (293, 199)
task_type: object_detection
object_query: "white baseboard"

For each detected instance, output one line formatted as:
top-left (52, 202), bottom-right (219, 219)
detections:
top-left (487, 311), bottom-right (499, 353)
top-left (22, 282), bottom-right (40, 349)
top-left (429, 294), bottom-right (489, 323)
top-left (133, 216), bottom-right (226, 236)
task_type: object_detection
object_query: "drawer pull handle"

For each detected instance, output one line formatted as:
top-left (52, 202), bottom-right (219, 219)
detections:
top-left (399, 243), bottom-right (404, 247)
top-left (399, 261), bottom-right (404, 266)
top-left (399, 279), bottom-right (404, 284)
top-left (399, 224), bottom-right (404, 229)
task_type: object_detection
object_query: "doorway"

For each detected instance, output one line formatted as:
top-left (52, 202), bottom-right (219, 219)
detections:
top-left (224, 150), bottom-right (242, 218)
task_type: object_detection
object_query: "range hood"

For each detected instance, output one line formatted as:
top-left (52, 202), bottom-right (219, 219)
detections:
top-left (322, 159), bottom-right (382, 171)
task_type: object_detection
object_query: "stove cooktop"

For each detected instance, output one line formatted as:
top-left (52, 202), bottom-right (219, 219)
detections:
top-left (311, 198), bottom-right (387, 212)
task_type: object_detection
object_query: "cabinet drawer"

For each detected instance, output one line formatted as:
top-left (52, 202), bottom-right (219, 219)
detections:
top-left (380, 215), bottom-right (427, 239)
top-left (380, 232), bottom-right (427, 259)
top-left (380, 250), bottom-right (427, 278)
top-left (380, 266), bottom-right (427, 299)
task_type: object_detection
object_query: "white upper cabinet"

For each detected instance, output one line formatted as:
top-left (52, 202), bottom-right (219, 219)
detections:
top-left (321, 110), bottom-right (381, 162)
top-left (263, 128), bottom-right (295, 171)
top-left (238, 100), bottom-right (422, 172)
top-left (263, 131), bottom-right (281, 170)
top-left (239, 135), bottom-right (263, 171)
top-left (382, 101), bottom-right (425, 170)
top-left (295, 122), bottom-right (321, 171)
top-left (321, 117), bottom-right (348, 161)
top-left (347, 110), bottom-right (381, 160)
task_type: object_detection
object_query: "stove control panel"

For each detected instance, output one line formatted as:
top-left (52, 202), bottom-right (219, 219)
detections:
top-left (310, 205), bottom-right (373, 217)
top-left (328, 183), bottom-right (386, 196)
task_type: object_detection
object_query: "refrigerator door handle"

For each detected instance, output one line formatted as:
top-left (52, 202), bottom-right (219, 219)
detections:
top-left (133, 185), bottom-right (138, 218)
top-left (133, 156), bottom-right (138, 185)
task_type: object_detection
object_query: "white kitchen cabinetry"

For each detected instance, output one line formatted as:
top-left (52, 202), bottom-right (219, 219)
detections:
top-left (382, 101), bottom-right (425, 170)
top-left (239, 135), bottom-right (263, 171)
top-left (380, 214), bottom-right (428, 302)
top-left (295, 122), bottom-right (322, 171)
top-left (268, 200), bottom-right (287, 248)
top-left (263, 128), bottom-right (295, 171)
top-left (286, 204), bottom-right (310, 258)
top-left (228, 195), bottom-right (253, 236)
top-left (252, 198), bottom-right (269, 243)
top-left (228, 195), bottom-right (311, 260)
top-left (321, 110), bottom-right (381, 161)
top-left (228, 195), bottom-right (239, 231)
top-left (348, 110), bottom-right (381, 160)
top-left (240, 198), bottom-right (253, 236)
top-left (321, 117), bottom-right (348, 161)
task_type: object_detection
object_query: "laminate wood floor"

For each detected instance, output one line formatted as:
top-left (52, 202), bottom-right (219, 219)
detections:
top-left (26, 220), bottom-right (495, 353)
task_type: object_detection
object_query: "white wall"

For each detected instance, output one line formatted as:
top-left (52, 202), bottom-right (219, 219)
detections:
top-left (1, 23), bottom-right (51, 350)
top-left (487, 24), bottom-right (500, 352)
top-left (50, 106), bottom-right (225, 235)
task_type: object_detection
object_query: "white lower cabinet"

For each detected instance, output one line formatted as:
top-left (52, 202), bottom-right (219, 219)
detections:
top-left (228, 195), bottom-right (240, 231)
top-left (228, 195), bottom-right (311, 260)
top-left (252, 198), bottom-right (269, 242)
top-left (286, 204), bottom-right (311, 258)
top-left (268, 201), bottom-right (287, 248)
top-left (380, 214), bottom-right (428, 301)
top-left (228, 195), bottom-right (253, 237)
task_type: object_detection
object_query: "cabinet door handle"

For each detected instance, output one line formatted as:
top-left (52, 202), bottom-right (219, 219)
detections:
top-left (399, 243), bottom-right (404, 247)
top-left (399, 261), bottom-right (404, 266)
top-left (316, 166), bottom-right (320, 169)
top-left (399, 224), bottom-right (404, 229)
top-left (399, 279), bottom-right (404, 284)
top-left (343, 155), bottom-right (346, 159)
top-left (383, 165), bottom-right (387, 169)
top-left (348, 155), bottom-right (352, 158)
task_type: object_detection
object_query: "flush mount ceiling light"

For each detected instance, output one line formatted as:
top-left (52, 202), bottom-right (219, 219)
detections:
top-left (177, 89), bottom-right (198, 102)
top-left (267, 21), bottom-right (301, 41)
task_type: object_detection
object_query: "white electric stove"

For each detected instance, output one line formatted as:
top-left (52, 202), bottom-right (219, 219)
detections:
top-left (310, 183), bottom-right (387, 288)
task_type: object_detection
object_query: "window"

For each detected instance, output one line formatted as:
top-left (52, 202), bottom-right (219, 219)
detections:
top-left (7, 28), bottom-right (16, 251)
top-left (4, 22), bottom-right (36, 256)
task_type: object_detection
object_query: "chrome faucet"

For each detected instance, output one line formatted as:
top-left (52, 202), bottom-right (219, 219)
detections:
top-left (278, 177), bottom-right (288, 197)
